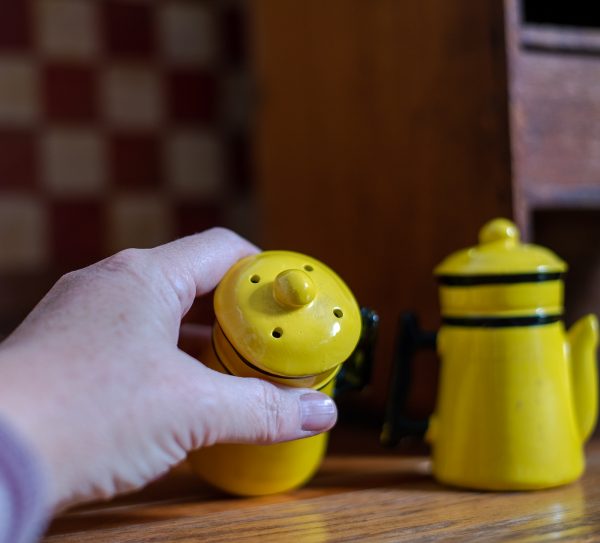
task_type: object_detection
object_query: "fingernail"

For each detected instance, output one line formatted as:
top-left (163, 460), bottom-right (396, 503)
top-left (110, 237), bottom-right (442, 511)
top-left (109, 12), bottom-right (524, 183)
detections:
top-left (300, 393), bottom-right (337, 431)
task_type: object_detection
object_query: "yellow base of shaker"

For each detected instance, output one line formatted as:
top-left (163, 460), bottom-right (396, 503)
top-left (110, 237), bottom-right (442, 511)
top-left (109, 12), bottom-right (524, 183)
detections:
top-left (188, 318), bottom-right (338, 497)
top-left (188, 432), bottom-right (328, 496)
top-left (432, 463), bottom-right (584, 492)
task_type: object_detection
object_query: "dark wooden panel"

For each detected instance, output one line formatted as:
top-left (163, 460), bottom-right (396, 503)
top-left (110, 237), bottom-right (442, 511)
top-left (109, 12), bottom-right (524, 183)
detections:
top-left (251, 0), bottom-right (512, 416)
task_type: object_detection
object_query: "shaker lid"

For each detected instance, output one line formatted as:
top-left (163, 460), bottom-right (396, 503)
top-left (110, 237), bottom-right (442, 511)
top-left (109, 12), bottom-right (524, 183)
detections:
top-left (435, 218), bottom-right (567, 278)
top-left (214, 250), bottom-right (361, 378)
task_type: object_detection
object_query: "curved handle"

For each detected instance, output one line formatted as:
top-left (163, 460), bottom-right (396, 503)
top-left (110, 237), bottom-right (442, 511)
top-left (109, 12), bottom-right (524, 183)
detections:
top-left (568, 314), bottom-right (599, 442)
top-left (334, 307), bottom-right (379, 396)
top-left (380, 312), bottom-right (437, 447)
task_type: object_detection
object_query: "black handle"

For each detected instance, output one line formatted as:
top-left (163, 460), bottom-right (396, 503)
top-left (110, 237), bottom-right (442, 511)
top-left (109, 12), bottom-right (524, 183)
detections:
top-left (334, 307), bottom-right (379, 396)
top-left (380, 312), bottom-right (437, 447)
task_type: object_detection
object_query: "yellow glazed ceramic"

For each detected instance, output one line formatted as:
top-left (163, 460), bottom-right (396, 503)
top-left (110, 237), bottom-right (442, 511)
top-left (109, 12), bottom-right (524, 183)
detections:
top-left (428, 218), bottom-right (599, 490)
top-left (188, 250), bottom-right (361, 495)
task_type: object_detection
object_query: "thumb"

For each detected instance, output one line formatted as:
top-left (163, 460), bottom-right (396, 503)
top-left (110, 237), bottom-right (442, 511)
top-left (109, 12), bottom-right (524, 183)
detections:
top-left (199, 369), bottom-right (338, 445)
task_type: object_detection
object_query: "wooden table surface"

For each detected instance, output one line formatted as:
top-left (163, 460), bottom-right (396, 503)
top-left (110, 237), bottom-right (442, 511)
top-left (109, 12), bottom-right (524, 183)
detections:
top-left (43, 437), bottom-right (600, 542)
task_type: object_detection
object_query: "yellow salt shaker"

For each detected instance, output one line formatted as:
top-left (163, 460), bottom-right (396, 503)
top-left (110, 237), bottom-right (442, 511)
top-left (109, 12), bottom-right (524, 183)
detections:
top-left (188, 250), bottom-right (361, 495)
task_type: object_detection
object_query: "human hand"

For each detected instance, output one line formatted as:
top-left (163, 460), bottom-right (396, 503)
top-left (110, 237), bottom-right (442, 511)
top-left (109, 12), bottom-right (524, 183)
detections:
top-left (0, 228), bottom-right (337, 511)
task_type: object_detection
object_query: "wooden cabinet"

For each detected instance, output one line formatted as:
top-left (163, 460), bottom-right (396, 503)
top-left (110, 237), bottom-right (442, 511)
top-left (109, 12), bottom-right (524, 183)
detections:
top-left (505, 0), bottom-right (600, 326)
top-left (505, 0), bottom-right (600, 240)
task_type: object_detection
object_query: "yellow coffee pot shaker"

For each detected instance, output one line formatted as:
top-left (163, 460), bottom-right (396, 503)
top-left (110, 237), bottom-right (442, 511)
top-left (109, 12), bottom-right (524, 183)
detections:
top-left (383, 218), bottom-right (599, 490)
top-left (188, 250), bottom-right (365, 495)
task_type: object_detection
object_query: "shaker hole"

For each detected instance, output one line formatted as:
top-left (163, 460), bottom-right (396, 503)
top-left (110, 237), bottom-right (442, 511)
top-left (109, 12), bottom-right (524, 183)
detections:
top-left (333, 308), bottom-right (343, 318)
top-left (272, 327), bottom-right (283, 339)
top-left (250, 274), bottom-right (260, 283)
top-left (304, 265), bottom-right (314, 272)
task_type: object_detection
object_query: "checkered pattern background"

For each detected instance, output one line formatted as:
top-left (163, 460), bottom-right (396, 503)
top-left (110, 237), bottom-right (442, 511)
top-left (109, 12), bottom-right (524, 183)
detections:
top-left (0, 0), bottom-right (252, 332)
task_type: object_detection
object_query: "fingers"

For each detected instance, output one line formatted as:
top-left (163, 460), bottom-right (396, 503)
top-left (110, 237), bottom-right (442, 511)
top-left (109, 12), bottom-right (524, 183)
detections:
top-left (196, 369), bottom-right (338, 445)
top-left (149, 227), bottom-right (259, 314)
top-left (159, 230), bottom-right (335, 446)
top-left (177, 325), bottom-right (337, 444)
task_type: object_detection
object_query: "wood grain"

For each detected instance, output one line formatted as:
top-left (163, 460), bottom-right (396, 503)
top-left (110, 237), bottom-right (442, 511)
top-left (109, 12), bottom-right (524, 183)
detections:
top-left (250, 0), bottom-right (513, 417)
top-left (44, 439), bottom-right (600, 542)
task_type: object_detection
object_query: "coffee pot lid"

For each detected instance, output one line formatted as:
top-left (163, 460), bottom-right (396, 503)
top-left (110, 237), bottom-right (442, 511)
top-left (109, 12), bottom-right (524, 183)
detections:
top-left (435, 218), bottom-right (567, 278)
top-left (214, 250), bottom-right (362, 378)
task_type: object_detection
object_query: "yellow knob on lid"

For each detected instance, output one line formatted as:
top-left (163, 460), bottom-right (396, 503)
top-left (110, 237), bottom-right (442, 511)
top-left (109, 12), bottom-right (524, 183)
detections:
top-left (435, 218), bottom-right (567, 276)
top-left (273, 269), bottom-right (316, 307)
top-left (478, 218), bottom-right (520, 245)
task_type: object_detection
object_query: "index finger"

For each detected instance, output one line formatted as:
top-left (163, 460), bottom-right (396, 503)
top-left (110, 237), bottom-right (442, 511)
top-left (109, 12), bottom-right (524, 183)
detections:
top-left (149, 227), bottom-right (259, 315)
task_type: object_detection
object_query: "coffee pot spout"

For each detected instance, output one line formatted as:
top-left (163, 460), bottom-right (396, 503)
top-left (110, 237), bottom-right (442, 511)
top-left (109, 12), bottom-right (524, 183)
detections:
top-left (568, 314), bottom-right (599, 442)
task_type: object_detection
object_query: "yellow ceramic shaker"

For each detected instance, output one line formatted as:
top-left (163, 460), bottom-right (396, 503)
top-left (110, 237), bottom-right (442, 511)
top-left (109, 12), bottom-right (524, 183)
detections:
top-left (188, 250), bottom-right (361, 495)
top-left (429, 218), bottom-right (599, 490)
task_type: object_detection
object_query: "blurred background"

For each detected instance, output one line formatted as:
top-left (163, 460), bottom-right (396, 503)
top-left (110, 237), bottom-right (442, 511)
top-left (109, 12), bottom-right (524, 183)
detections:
top-left (0, 0), bottom-right (599, 428)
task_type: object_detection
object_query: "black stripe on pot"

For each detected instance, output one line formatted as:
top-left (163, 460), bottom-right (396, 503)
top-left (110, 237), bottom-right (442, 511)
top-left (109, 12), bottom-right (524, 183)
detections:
top-left (437, 272), bottom-right (563, 286)
top-left (216, 322), bottom-right (318, 381)
top-left (442, 314), bottom-right (562, 328)
top-left (316, 374), bottom-right (337, 391)
top-left (211, 335), bottom-right (234, 375)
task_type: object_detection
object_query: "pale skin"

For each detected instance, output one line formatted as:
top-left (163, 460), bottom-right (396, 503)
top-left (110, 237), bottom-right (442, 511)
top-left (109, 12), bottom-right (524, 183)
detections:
top-left (0, 228), bottom-right (337, 512)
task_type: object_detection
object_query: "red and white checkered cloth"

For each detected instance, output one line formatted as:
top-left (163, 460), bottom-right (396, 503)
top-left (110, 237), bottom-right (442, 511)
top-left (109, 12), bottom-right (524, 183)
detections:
top-left (0, 0), bottom-right (253, 332)
top-left (0, 0), bottom-right (252, 276)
